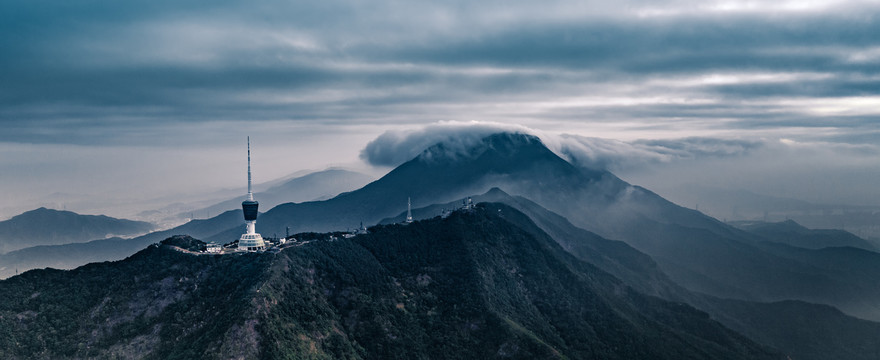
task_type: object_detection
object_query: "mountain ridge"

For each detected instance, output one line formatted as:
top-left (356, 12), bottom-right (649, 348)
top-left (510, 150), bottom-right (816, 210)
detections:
top-left (182, 169), bottom-right (374, 219)
top-left (0, 207), bottom-right (154, 254)
top-left (0, 204), bottom-right (783, 359)
top-left (732, 219), bottom-right (877, 251)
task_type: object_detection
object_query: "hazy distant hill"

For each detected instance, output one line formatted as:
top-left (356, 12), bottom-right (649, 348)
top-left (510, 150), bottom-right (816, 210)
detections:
top-left (656, 184), bottom-right (827, 219)
top-left (0, 208), bottom-right (154, 253)
top-left (185, 169), bottom-right (373, 219)
top-left (703, 298), bottom-right (880, 360)
top-left (732, 219), bottom-right (877, 251)
top-left (657, 184), bottom-right (880, 240)
top-left (0, 206), bottom-right (782, 360)
top-left (0, 210), bottom-right (242, 279)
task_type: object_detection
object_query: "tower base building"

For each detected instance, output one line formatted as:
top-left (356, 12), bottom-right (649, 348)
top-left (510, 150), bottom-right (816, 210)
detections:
top-left (239, 233), bottom-right (265, 251)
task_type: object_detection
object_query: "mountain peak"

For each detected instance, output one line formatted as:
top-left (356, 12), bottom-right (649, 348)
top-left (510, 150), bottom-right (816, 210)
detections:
top-left (15, 207), bottom-right (82, 220)
top-left (0, 207), bottom-right (155, 254)
top-left (416, 132), bottom-right (546, 164)
top-left (25, 207), bottom-right (62, 214)
top-left (779, 219), bottom-right (807, 229)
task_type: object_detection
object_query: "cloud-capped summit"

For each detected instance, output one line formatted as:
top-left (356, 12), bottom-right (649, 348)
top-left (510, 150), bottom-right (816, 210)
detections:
top-left (360, 121), bottom-right (538, 167)
top-left (360, 121), bottom-right (765, 170)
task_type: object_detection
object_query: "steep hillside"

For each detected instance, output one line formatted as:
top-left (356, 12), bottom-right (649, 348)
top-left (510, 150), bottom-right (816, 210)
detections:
top-left (0, 205), bottom-right (781, 360)
top-left (381, 191), bottom-right (880, 360)
top-left (703, 298), bottom-right (880, 360)
top-left (381, 188), bottom-right (689, 302)
top-left (0, 208), bottom-right (154, 253)
top-left (0, 237), bottom-right (272, 359)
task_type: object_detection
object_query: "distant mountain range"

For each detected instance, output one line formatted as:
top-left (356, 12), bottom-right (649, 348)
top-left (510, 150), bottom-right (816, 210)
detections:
top-left (0, 209), bottom-right (243, 279)
top-left (657, 184), bottom-right (880, 240)
top-left (0, 169), bottom-right (372, 278)
top-left (182, 168), bottom-right (374, 219)
top-left (732, 219), bottom-right (877, 251)
top-left (0, 208), bottom-right (154, 253)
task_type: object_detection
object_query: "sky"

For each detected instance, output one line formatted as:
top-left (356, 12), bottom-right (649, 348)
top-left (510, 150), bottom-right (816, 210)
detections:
top-left (1, 0), bottom-right (879, 220)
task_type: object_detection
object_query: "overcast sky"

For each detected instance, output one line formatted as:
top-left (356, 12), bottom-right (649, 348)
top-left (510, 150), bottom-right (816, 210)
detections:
top-left (1, 0), bottom-right (879, 219)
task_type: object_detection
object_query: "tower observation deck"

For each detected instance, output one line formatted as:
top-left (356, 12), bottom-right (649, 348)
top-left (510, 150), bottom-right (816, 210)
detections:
top-left (239, 137), bottom-right (265, 251)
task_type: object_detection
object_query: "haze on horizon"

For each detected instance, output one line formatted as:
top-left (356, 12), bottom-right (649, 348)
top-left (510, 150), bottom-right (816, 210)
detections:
top-left (1, 0), bottom-right (878, 221)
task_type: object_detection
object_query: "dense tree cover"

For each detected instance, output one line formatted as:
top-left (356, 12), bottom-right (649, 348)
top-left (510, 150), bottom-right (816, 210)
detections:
top-left (0, 245), bottom-right (271, 359)
top-left (0, 205), bottom-right (781, 359)
top-left (160, 235), bottom-right (207, 252)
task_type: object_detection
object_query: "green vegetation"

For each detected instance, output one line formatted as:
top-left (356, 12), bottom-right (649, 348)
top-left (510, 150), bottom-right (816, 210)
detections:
top-left (160, 235), bottom-right (207, 252)
top-left (0, 244), bottom-right (271, 359)
top-left (0, 204), bottom-right (781, 359)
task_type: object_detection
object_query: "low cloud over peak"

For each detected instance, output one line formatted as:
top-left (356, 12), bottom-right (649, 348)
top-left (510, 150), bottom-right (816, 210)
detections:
top-left (559, 135), bottom-right (766, 170)
top-left (359, 121), bottom-right (538, 167)
top-left (359, 121), bottom-right (766, 170)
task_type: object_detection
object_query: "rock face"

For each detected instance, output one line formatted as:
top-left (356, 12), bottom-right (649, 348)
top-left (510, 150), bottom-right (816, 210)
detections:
top-left (0, 205), bottom-right (782, 360)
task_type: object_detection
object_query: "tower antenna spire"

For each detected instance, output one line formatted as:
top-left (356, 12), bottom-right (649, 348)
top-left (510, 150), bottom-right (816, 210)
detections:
top-left (247, 136), bottom-right (253, 201)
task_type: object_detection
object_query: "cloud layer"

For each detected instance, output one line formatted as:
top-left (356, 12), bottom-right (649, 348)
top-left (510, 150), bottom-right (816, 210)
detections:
top-left (360, 121), bottom-right (767, 170)
top-left (2, 0), bottom-right (879, 147)
top-left (2, 0), bottom-right (880, 217)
